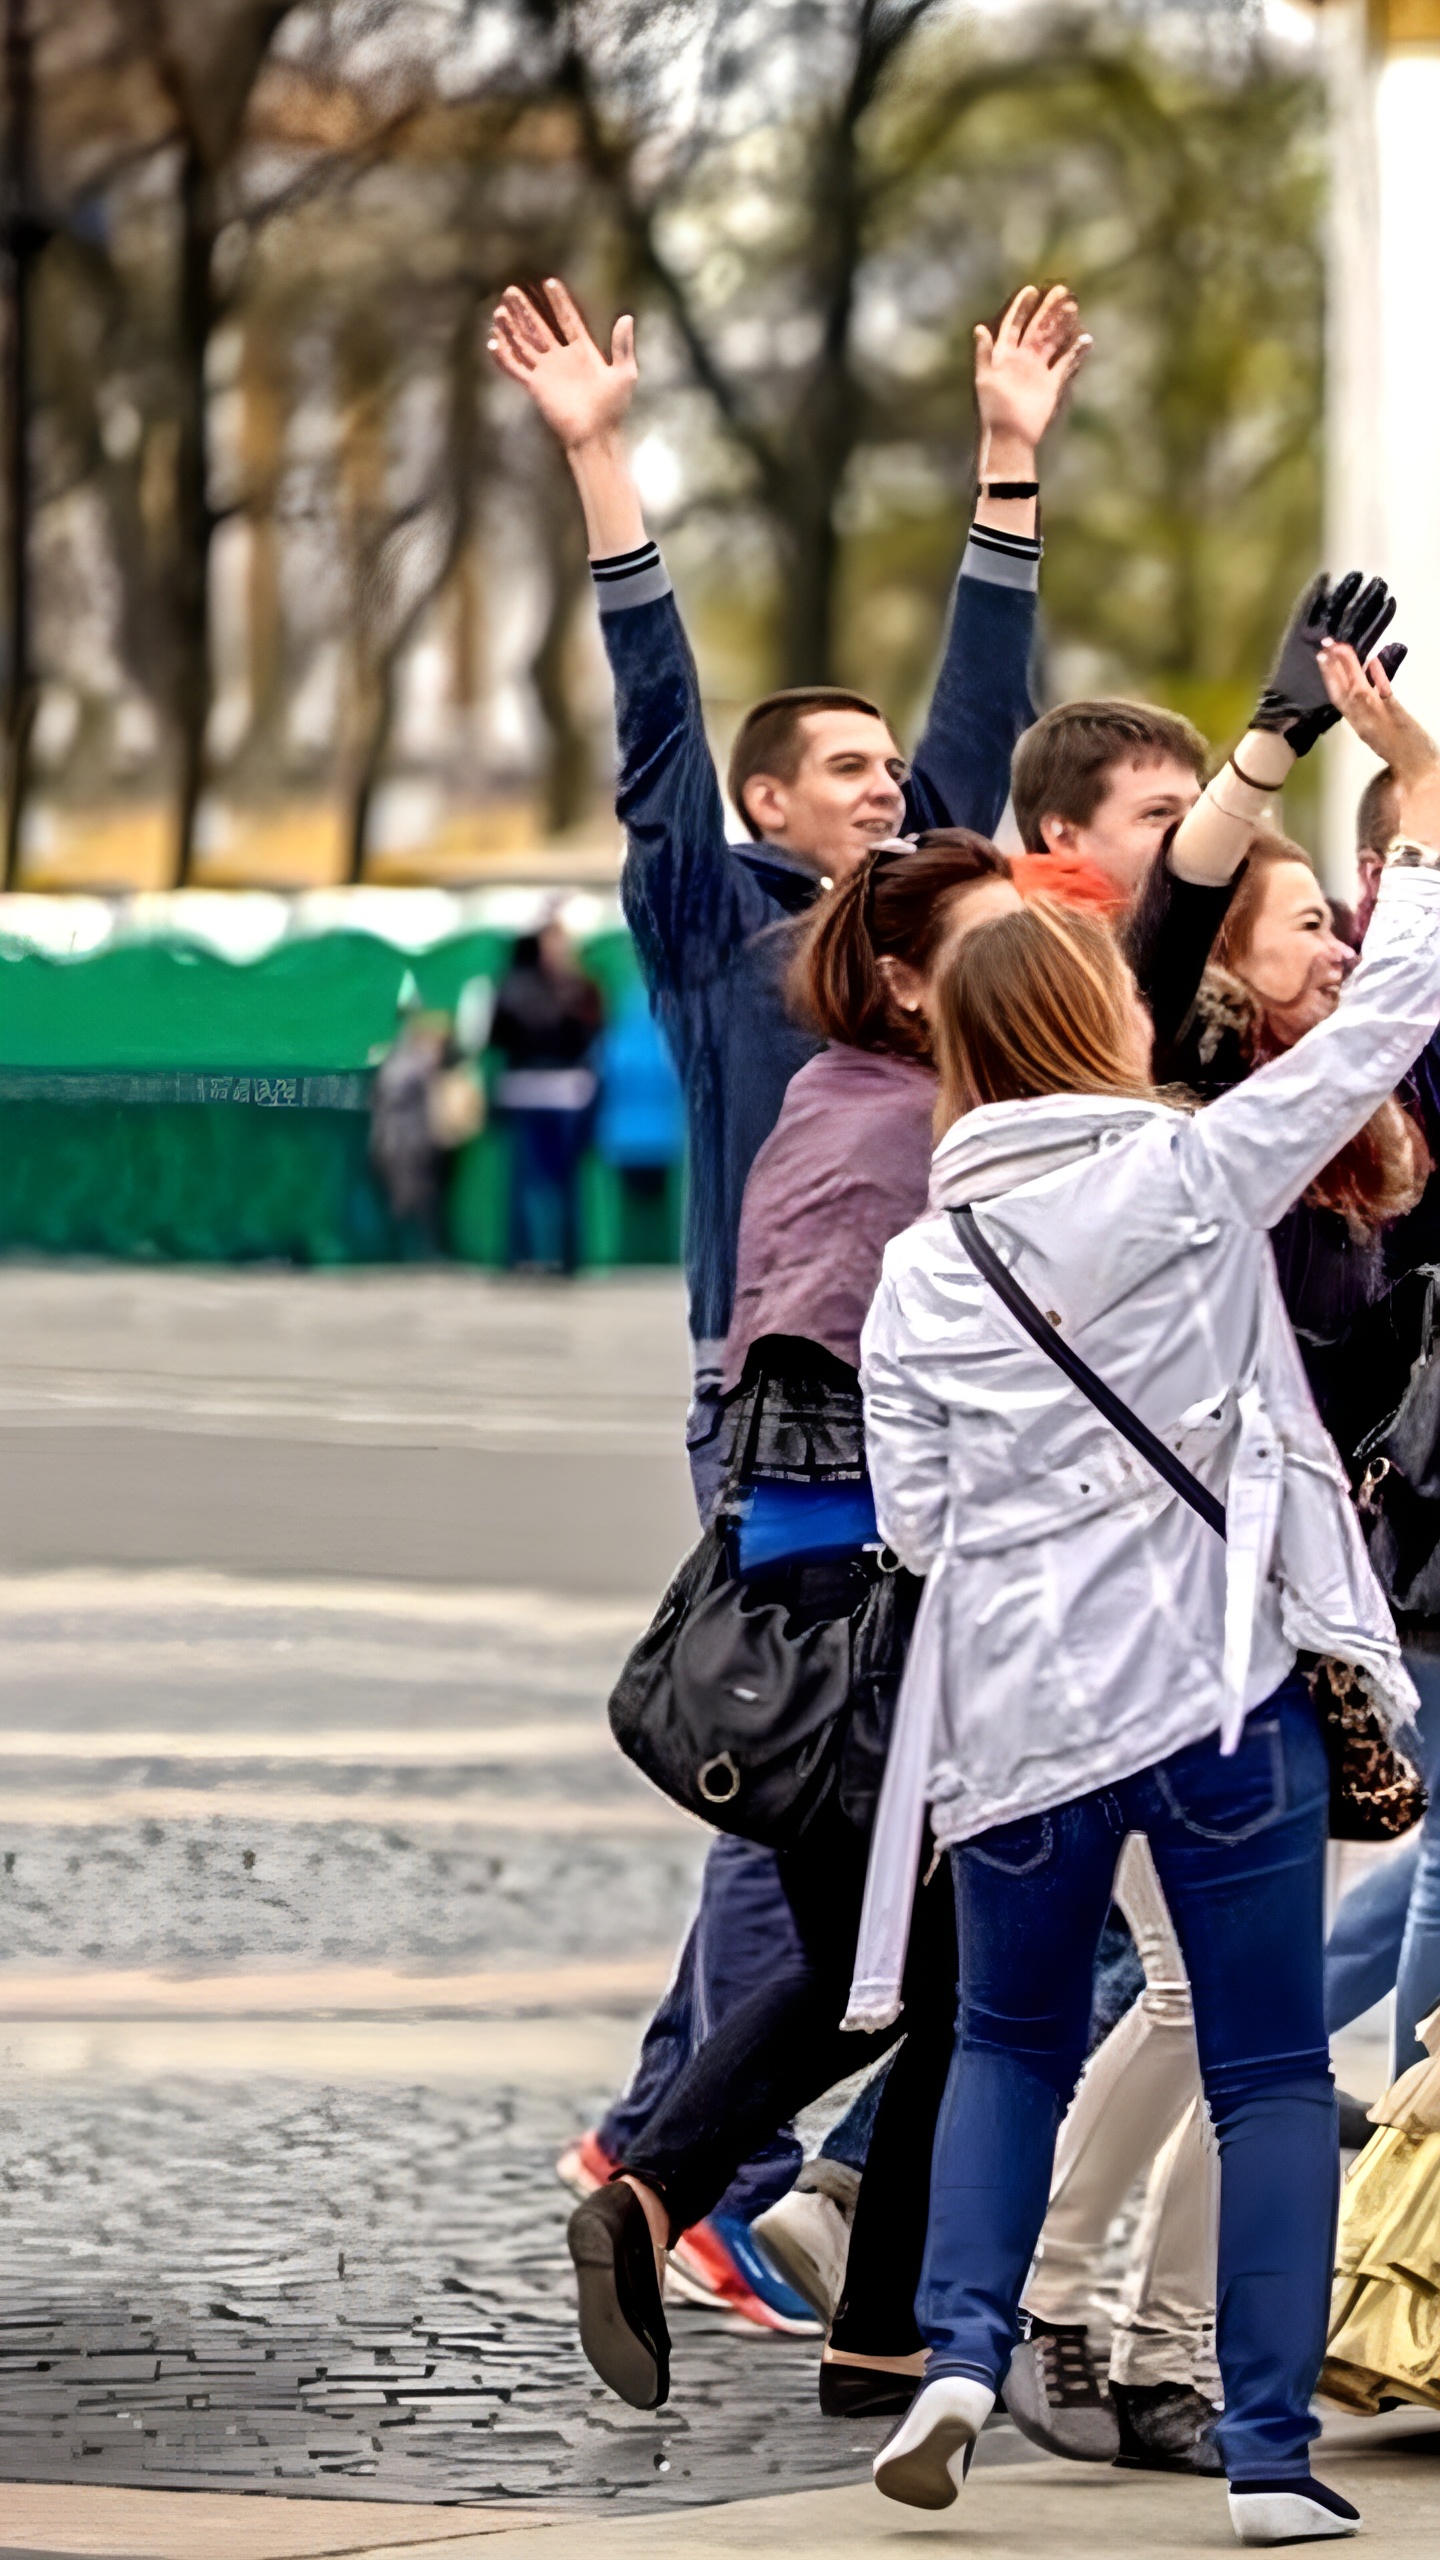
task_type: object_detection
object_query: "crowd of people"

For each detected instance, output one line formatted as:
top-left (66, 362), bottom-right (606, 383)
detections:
top-left (368, 909), bottom-right (683, 1268)
top-left (487, 272), bottom-right (1440, 2544)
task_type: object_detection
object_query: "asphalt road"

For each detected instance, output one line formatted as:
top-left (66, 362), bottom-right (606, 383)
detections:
top-left (0, 1264), bottom-right (697, 1595)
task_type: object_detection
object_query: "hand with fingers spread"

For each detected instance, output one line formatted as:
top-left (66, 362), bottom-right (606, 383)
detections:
top-left (487, 276), bottom-right (645, 557)
top-left (488, 277), bottom-right (638, 454)
top-left (1251, 572), bottom-right (1407, 758)
top-left (1318, 638), bottom-right (1440, 853)
top-left (974, 284), bottom-right (1091, 480)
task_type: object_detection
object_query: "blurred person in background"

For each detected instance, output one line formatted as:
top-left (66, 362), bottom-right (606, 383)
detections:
top-left (489, 270), bottom-right (1090, 2323)
top-left (369, 1005), bottom-right (481, 1258)
top-left (492, 914), bottom-right (603, 1276)
top-left (594, 981), bottom-right (686, 1240)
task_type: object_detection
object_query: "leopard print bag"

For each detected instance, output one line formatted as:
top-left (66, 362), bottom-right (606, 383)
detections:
top-left (1304, 1656), bottom-right (1428, 1843)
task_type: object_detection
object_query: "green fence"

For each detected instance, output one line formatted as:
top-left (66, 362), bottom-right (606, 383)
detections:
top-left (0, 922), bottom-right (682, 1268)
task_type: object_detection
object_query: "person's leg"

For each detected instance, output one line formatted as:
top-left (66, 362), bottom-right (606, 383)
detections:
top-left (1389, 1666), bottom-right (1440, 2071)
top-left (1108, 2095), bottom-right (1220, 2396)
top-left (1323, 1838), bottom-right (1420, 2032)
top-left (917, 1795), bottom-right (1122, 2388)
top-left (1138, 1679), bottom-right (1334, 2486)
top-left (1024, 1834), bottom-right (1200, 2329)
top-left (826, 1869), bottom-right (959, 2357)
top-left (617, 1807), bottom-right (899, 2237)
top-left (590, 1837), bottom-right (804, 2219)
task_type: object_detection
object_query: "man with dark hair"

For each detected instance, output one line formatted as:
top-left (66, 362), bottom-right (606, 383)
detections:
top-left (1011, 697), bottom-right (1209, 904)
top-left (488, 273), bottom-right (1088, 2323)
top-left (489, 276), bottom-right (1088, 1484)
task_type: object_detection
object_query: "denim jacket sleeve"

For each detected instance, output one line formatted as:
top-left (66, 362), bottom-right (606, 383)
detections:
top-left (597, 550), bottom-right (770, 998)
top-left (905, 522), bottom-right (1041, 837)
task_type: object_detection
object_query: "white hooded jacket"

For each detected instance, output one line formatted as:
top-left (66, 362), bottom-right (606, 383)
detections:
top-left (845, 865), bottom-right (1440, 2033)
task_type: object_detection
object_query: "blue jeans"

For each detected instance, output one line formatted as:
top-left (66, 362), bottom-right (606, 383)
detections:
top-left (505, 1107), bottom-right (588, 1272)
top-left (1325, 1658), bottom-right (1440, 2073)
top-left (921, 1678), bottom-right (1335, 2483)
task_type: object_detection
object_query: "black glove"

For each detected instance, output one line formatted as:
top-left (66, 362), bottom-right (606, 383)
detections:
top-left (1252, 571), bottom-right (1406, 757)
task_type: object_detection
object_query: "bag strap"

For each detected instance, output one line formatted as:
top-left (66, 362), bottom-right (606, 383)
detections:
top-left (949, 1204), bottom-right (1227, 1543)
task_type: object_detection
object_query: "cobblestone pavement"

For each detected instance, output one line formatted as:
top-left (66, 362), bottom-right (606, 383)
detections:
top-left (0, 1569), bottom-right (909, 2515)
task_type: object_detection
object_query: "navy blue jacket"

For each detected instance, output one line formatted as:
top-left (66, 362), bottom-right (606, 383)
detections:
top-left (594, 523), bottom-right (1041, 1361)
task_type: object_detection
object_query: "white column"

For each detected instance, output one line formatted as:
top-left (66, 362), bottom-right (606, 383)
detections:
top-left (1323, 4), bottom-right (1440, 888)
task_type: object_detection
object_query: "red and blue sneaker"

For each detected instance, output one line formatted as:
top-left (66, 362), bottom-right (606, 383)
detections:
top-left (556, 2128), bottom-right (616, 2198)
top-left (668, 2209), bottom-right (823, 2334)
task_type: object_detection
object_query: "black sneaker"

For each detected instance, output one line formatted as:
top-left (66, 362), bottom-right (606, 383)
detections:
top-left (567, 2182), bottom-right (670, 2409)
top-left (1229, 2476), bottom-right (1361, 2544)
top-left (1001, 2317), bottom-right (1120, 2462)
top-left (1112, 2379), bottom-right (1223, 2474)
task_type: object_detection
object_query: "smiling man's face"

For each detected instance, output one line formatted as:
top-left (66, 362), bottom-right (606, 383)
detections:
top-left (740, 710), bottom-right (909, 881)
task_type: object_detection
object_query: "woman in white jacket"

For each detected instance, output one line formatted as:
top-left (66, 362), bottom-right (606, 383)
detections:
top-left (856, 643), bottom-right (1440, 2545)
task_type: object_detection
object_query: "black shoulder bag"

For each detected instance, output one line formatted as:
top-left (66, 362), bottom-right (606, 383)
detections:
top-left (951, 1205), bottom-right (1425, 1843)
top-left (606, 1369), bottom-right (919, 1849)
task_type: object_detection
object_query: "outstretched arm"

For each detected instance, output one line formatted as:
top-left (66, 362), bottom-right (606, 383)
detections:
top-left (488, 281), bottom-right (748, 991)
top-left (1169, 572), bottom-right (1407, 888)
top-left (909, 286), bottom-right (1090, 835)
top-left (1182, 654), bottom-right (1440, 1231)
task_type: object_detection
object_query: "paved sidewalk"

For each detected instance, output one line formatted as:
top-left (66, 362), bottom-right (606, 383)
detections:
top-left (7, 2433), bottom-right (1440, 2560)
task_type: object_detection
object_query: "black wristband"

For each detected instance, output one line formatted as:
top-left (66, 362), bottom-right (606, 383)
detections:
top-left (980, 480), bottom-right (1039, 499)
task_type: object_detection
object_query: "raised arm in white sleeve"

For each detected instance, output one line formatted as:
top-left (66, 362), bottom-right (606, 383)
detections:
top-left (1176, 865), bottom-right (1440, 1234)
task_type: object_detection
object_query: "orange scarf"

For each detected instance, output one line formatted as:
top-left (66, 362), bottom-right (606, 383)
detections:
top-left (1010, 850), bottom-right (1129, 919)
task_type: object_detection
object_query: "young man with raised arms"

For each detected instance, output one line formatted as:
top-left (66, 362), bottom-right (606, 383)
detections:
top-left (487, 274), bottom-right (1089, 2323)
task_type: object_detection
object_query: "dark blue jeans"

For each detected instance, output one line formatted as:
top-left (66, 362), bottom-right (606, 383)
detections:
top-left (921, 1677), bottom-right (1335, 2483)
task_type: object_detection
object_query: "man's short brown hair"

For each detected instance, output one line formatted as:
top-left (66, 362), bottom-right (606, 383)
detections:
top-left (1011, 699), bottom-right (1208, 854)
top-left (1356, 765), bottom-right (1399, 856)
top-left (727, 686), bottom-right (891, 840)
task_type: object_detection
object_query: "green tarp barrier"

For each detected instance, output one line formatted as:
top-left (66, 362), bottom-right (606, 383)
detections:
top-left (0, 922), bottom-right (682, 1268)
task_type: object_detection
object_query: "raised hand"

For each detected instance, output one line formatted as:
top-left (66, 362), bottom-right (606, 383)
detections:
top-left (1318, 640), bottom-right (1437, 784)
top-left (974, 284), bottom-right (1091, 470)
top-left (1252, 572), bottom-right (1406, 758)
top-left (488, 278), bottom-right (638, 452)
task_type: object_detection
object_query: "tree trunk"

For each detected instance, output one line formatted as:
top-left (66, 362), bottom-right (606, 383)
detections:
top-left (529, 460), bottom-right (592, 836)
top-left (1, 0), bottom-right (37, 889)
top-left (171, 137), bottom-right (217, 885)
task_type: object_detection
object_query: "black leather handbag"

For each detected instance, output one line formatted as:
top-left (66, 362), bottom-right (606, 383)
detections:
top-left (951, 1205), bottom-right (1426, 1845)
top-left (606, 1374), bottom-right (919, 1850)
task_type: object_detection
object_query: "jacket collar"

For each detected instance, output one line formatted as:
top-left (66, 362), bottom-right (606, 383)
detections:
top-left (734, 841), bottom-right (827, 915)
top-left (930, 1092), bottom-right (1175, 1208)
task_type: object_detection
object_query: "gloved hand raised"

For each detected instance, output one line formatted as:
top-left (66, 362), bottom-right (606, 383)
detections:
top-left (1252, 572), bottom-right (1407, 756)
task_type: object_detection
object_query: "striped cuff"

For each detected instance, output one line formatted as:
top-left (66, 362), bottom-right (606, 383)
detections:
top-left (961, 519), bottom-right (1043, 593)
top-left (590, 538), bottom-right (673, 615)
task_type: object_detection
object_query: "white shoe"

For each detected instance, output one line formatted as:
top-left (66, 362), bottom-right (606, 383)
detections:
top-left (1229, 2479), bottom-right (1361, 2545)
top-left (873, 2375), bottom-right (995, 2510)
top-left (749, 2186), bottom-right (852, 2324)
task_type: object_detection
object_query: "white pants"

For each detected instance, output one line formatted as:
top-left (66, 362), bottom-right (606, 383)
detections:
top-left (1022, 1833), bottom-right (1218, 2393)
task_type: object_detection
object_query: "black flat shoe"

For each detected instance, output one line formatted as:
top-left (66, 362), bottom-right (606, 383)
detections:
top-left (819, 2359), bottom-right (922, 2418)
top-left (567, 2182), bottom-right (671, 2408)
top-left (1111, 2379), bottom-right (1223, 2475)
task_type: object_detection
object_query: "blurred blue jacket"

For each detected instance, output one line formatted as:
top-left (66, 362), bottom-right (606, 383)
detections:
top-left (595, 987), bottom-right (685, 1170)
top-left (593, 522), bottom-right (1041, 1365)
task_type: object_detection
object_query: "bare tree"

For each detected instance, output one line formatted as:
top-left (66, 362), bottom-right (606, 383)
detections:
top-left (1, 0), bottom-right (41, 885)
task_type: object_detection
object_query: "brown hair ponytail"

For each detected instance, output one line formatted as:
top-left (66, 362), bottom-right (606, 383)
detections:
top-left (790, 830), bottom-right (1012, 1060)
